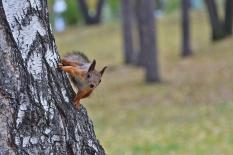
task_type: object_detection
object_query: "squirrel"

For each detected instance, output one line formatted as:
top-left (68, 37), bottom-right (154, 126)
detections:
top-left (59, 51), bottom-right (107, 110)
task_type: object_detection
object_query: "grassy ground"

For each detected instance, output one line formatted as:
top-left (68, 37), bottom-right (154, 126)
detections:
top-left (55, 12), bottom-right (233, 155)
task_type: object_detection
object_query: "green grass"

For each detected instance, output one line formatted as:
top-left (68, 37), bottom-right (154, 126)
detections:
top-left (55, 11), bottom-right (233, 155)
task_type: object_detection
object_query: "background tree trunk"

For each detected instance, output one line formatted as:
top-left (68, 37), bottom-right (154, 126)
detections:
top-left (121, 0), bottom-right (134, 64)
top-left (0, 0), bottom-right (105, 154)
top-left (224, 0), bottom-right (233, 35)
top-left (204, 0), bottom-right (226, 40)
top-left (135, 0), bottom-right (146, 67)
top-left (135, 0), bottom-right (160, 82)
top-left (181, 0), bottom-right (192, 57)
top-left (78, 0), bottom-right (104, 25)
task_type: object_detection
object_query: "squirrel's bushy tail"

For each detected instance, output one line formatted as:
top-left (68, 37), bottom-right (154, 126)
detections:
top-left (64, 51), bottom-right (90, 63)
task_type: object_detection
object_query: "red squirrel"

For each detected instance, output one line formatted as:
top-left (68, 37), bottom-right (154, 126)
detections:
top-left (59, 52), bottom-right (107, 109)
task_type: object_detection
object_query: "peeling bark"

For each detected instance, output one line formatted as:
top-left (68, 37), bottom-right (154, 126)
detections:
top-left (0, 0), bottom-right (105, 154)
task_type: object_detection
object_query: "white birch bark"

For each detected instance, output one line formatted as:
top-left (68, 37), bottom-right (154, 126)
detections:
top-left (0, 0), bottom-right (105, 154)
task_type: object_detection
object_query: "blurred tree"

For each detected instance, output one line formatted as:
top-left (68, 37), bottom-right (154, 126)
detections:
top-left (205, 0), bottom-right (233, 40)
top-left (135, 0), bottom-right (161, 82)
top-left (181, 0), bottom-right (192, 57)
top-left (0, 0), bottom-right (105, 154)
top-left (135, 1), bottom-right (145, 67)
top-left (121, 0), bottom-right (134, 64)
top-left (78, 0), bottom-right (105, 25)
top-left (204, 0), bottom-right (226, 40)
top-left (224, 0), bottom-right (233, 35)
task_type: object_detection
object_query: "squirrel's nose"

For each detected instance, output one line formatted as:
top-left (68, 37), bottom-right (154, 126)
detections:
top-left (90, 84), bottom-right (95, 88)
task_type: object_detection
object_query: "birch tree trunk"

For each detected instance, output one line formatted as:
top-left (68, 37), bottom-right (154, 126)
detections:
top-left (0, 0), bottom-right (105, 154)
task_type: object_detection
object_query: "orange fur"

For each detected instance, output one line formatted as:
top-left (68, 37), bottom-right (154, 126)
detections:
top-left (73, 88), bottom-right (93, 109)
top-left (59, 56), bottom-right (107, 110)
top-left (61, 59), bottom-right (82, 66)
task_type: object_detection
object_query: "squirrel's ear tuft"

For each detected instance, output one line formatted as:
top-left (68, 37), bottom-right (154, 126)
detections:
top-left (100, 66), bottom-right (107, 76)
top-left (88, 59), bottom-right (96, 72)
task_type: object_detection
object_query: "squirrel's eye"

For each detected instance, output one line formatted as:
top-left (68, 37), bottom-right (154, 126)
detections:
top-left (87, 74), bottom-right (90, 78)
top-left (99, 80), bottom-right (101, 83)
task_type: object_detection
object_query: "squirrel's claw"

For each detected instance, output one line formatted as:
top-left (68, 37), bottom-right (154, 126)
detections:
top-left (58, 62), bottom-right (63, 67)
top-left (74, 97), bottom-right (81, 110)
top-left (58, 62), bottom-right (63, 69)
top-left (74, 101), bottom-right (81, 110)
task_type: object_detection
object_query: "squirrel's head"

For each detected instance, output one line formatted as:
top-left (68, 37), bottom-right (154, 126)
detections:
top-left (86, 60), bottom-right (107, 89)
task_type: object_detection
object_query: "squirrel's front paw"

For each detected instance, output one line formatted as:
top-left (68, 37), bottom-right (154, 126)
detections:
top-left (58, 62), bottom-right (63, 69)
top-left (74, 100), bottom-right (81, 110)
top-left (75, 104), bottom-right (80, 110)
top-left (58, 62), bottom-right (63, 68)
